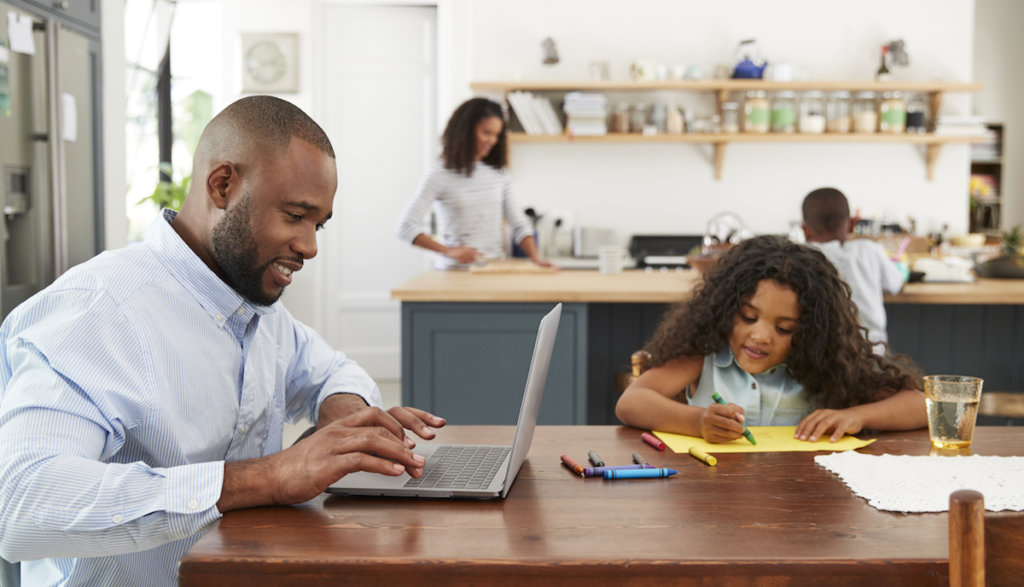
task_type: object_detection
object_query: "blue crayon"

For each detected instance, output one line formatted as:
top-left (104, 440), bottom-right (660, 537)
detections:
top-left (603, 468), bottom-right (678, 479)
top-left (582, 464), bottom-right (654, 477)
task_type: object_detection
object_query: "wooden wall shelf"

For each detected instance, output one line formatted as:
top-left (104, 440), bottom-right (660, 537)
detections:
top-left (473, 80), bottom-right (984, 180)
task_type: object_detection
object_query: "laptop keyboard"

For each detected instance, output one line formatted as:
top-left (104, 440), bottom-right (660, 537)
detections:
top-left (404, 445), bottom-right (511, 490)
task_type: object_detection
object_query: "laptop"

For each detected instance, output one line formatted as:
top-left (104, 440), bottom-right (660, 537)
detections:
top-left (327, 303), bottom-right (562, 500)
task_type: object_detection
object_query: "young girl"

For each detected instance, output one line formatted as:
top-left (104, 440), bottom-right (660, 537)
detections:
top-left (395, 97), bottom-right (552, 270)
top-left (615, 235), bottom-right (926, 443)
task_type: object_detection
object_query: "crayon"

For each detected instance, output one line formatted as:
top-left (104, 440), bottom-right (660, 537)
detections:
top-left (710, 392), bottom-right (757, 445)
top-left (583, 464), bottom-right (654, 477)
top-left (587, 450), bottom-right (605, 467)
top-left (688, 446), bottom-right (717, 467)
top-left (560, 454), bottom-right (584, 476)
top-left (604, 468), bottom-right (678, 479)
top-left (632, 451), bottom-right (648, 465)
top-left (641, 432), bottom-right (666, 450)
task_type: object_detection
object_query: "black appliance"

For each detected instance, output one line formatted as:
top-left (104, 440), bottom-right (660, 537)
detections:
top-left (628, 235), bottom-right (704, 269)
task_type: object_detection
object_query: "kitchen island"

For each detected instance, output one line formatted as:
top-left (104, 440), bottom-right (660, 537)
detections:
top-left (393, 269), bottom-right (1024, 424)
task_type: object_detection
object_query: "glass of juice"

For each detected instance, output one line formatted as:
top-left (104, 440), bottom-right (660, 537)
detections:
top-left (923, 375), bottom-right (984, 449)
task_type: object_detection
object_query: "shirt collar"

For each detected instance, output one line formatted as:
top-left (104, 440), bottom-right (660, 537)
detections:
top-left (145, 209), bottom-right (278, 327)
top-left (714, 347), bottom-right (788, 376)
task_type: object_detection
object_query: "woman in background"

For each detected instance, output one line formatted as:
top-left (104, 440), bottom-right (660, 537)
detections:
top-left (396, 98), bottom-right (552, 270)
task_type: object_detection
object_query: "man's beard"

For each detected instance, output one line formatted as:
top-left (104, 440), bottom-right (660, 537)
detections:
top-left (210, 191), bottom-right (282, 306)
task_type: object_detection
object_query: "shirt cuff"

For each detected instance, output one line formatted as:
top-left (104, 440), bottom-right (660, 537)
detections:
top-left (161, 460), bottom-right (224, 539)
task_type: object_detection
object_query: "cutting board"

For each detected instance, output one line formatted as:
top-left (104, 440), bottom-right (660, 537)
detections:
top-left (468, 259), bottom-right (558, 274)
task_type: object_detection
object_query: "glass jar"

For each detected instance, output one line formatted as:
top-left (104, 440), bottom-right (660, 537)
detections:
top-left (649, 102), bottom-right (667, 133)
top-left (799, 91), bottom-right (826, 134)
top-left (826, 91), bottom-right (851, 133)
top-left (720, 101), bottom-right (740, 133)
top-left (878, 90), bottom-right (906, 134)
top-left (852, 91), bottom-right (878, 133)
top-left (630, 103), bottom-right (648, 133)
top-left (905, 94), bottom-right (927, 134)
top-left (743, 90), bottom-right (769, 133)
top-left (611, 103), bottom-right (631, 133)
top-left (771, 91), bottom-right (797, 133)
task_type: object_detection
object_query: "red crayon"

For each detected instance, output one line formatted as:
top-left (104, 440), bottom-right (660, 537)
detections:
top-left (641, 432), bottom-right (666, 451)
top-left (560, 454), bottom-right (585, 476)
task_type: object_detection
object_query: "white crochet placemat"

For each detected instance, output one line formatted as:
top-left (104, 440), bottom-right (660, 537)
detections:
top-left (814, 451), bottom-right (1024, 513)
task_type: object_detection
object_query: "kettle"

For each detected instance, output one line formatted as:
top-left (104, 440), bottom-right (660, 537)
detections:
top-left (731, 39), bottom-right (767, 79)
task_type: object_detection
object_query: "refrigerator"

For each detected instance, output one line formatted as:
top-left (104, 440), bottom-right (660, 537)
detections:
top-left (0, 0), bottom-right (103, 319)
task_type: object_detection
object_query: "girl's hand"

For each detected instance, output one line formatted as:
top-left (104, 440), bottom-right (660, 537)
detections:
top-left (795, 408), bottom-right (866, 442)
top-left (700, 403), bottom-right (747, 443)
top-left (445, 246), bottom-right (482, 264)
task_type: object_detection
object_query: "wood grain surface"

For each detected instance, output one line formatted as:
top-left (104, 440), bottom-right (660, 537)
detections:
top-left (391, 269), bottom-right (1024, 305)
top-left (179, 426), bottom-right (1024, 587)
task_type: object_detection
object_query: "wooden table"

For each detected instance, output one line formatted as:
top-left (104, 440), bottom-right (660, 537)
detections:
top-left (179, 426), bottom-right (1024, 586)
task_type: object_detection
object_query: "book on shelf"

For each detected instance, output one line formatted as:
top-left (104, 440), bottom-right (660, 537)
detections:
top-left (507, 91), bottom-right (563, 135)
top-left (563, 92), bottom-right (608, 136)
top-left (934, 114), bottom-right (987, 137)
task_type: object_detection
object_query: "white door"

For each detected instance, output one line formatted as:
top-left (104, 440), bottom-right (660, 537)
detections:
top-left (317, 4), bottom-right (437, 381)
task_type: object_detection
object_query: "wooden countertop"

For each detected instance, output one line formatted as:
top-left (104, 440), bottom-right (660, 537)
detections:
top-left (391, 269), bottom-right (1024, 305)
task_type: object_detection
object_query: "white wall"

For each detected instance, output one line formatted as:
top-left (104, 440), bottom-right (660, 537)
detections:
top-left (973, 0), bottom-right (1023, 231)
top-left (102, 0), bottom-right (1002, 395)
top-left (460, 0), bottom-right (977, 242)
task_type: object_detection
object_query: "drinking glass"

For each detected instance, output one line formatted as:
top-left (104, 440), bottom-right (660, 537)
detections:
top-left (923, 375), bottom-right (984, 449)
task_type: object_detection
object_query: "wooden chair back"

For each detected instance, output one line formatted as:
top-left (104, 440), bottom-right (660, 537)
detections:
top-left (949, 489), bottom-right (1024, 587)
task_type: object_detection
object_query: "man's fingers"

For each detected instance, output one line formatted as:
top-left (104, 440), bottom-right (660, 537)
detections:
top-left (336, 406), bottom-right (408, 441)
top-left (386, 406), bottom-right (446, 439)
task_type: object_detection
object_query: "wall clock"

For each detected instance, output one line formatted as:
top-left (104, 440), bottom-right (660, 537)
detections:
top-left (241, 32), bottom-right (299, 93)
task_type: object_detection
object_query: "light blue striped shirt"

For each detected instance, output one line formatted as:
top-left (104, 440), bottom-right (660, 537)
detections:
top-left (0, 210), bottom-right (381, 586)
top-left (690, 349), bottom-right (809, 425)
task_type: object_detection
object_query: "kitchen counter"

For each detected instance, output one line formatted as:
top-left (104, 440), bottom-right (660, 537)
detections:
top-left (392, 269), bottom-right (1024, 305)
top-left (393, 270), bottom-right (1024, 425)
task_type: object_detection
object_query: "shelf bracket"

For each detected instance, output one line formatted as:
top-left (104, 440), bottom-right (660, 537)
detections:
top-left (929, 91), bottom-right (944, 123)
top-left (713, 142), bottom-right (726, 180)
top-left (925, 143), bottom-right (943, 181)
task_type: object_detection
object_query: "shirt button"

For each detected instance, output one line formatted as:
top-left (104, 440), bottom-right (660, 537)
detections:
top-left (236, 307), bottom-right (245, 315)
top-left (751, 382), bottom-right (757, 389)
top-left (112, 514), bottom-right (123, 523)
top-left (215, 314), bottom-right (224, 322)
top-left (188, 499), bottom-right (199, 510)
top-left (239, 424), bottom-right (246, 433)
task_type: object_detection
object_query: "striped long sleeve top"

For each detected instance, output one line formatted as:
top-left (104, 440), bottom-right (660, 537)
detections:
top-left (0, 210), bottom-right (381, 586)
top-left (395, 161), bottom-right (535, 270)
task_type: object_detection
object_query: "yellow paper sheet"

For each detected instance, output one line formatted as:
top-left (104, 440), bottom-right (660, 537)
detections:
top-left (653, 426), bottom-right (876, 453)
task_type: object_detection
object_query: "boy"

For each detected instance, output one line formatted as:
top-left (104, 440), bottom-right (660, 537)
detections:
top-left (801, 187), bottom-right (905, 351)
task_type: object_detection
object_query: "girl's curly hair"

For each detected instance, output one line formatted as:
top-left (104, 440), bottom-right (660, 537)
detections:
top-left (644, 234), bottom-right (920, 409)
top-left (441, 98), bottom-right (508, 176)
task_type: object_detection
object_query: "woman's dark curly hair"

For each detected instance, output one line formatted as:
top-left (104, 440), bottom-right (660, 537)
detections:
top-left (441, 98), bottom-right (508, 176)
top-left (644, 234), bottom-right (920, 409)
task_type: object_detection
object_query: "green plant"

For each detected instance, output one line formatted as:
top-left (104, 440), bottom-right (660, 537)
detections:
top-left (1001, 225), bottom-right (1022, 257)
top-left (137, 162), bottom-right (189, 211)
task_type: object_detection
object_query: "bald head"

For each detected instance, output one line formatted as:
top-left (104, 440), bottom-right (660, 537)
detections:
top-left (193, 95), bottom-right (334, 171)
top-left (802, 187), bottom-right (850, 242)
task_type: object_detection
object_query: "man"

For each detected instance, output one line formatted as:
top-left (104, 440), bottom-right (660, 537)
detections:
top-left (801, 187), bottom-right (906, 351)
top-left (0, 96), bottom-right (445, 585)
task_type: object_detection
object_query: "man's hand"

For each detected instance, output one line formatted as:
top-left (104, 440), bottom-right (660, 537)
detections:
top-left (218, 406), bottom-right (442, 512)
top-left (317, 394), bottom-right (446, 447)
